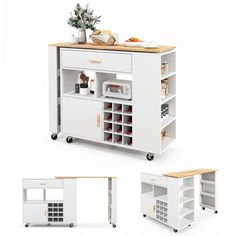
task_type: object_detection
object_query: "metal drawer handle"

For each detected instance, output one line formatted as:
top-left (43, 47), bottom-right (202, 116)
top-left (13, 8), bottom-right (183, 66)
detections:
top-left (153, 205), bottom-right (156, 212)
top-left (40, 183), bottom-right (47, 186)
top-left (150, 179), bottom-right (156, 182)
top-left (97, 114), bottom-right (100, 127)
top-left (88, 59), bottom-right (101, 64)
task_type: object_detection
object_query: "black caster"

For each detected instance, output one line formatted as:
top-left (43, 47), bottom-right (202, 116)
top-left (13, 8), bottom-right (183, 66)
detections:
top-left (51, 133), bottom-right (57, 140)
top-left (173, 229), bottom-right (178, 233)
top-left (69, 223), bottom-right (74, 227)
top-left (202, 207), bottom-right (205, 210)
top-left (143, 214), bottom-right (146, 217)
top-left (215, 210), bottom-right (218, 214)
top-left (66, 136), bottom-right (73, 143)
top-left (188, 224), bottom-right (191, 227)
top-left (146, 153), bottom-right (155, 161)
top-left (25, 223), bottom-right (29, 227)
top-left (112, 224), bottom-right (116, 228)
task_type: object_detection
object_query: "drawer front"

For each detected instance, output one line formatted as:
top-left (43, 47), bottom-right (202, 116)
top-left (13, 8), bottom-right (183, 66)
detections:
top-left (141, 174), bottom-right (168, 187)
top-left (61, 49), bottom-right (132, 73)
top-left (23, 179), bottom-right (63, 189)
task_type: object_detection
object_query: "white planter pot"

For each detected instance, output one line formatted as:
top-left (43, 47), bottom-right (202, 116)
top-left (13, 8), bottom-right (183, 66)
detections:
top-left (80, 87), bottom-right (89, 95)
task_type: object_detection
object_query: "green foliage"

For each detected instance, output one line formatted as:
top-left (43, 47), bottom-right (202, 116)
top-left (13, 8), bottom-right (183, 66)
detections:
top-left (68, 3), bottom-right (101, 31)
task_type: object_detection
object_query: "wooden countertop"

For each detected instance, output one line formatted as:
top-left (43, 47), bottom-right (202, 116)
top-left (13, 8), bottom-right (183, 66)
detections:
top-left (48, 42), bottom-right (176, 53)
top-left (55, 176), bottom-right (116, 179)
top-left (163, 169), bottom-right (217, 178)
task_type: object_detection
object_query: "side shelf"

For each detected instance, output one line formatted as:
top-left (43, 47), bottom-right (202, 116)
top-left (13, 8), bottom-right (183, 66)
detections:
top-left (200, 171), bottom-right (217, 212)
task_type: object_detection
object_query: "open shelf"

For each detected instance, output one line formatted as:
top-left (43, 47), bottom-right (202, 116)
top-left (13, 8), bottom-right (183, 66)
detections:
top-left (156, 194), bottom-right (167, 202)
top-left (161, 71), bottom-right (176, 80)
top-left (200, 191), bottom-right (215, 198)
top-left (180, 207), bottom-right (194, 217)
top-left (180, 185), bottom-right (194, 191)
top-left (161, 116), bottom-right (176, 130)
top-left (161, 94), bottom-right (176, 105)
top-left (201, 179), bottom-right (215, 185)
top-left (181, 196), bottom-right (194, 204)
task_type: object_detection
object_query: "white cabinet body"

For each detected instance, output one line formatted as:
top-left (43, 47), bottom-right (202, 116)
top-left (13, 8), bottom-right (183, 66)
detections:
top-left (62, 97), bottom-right (102, 141)
top-left (23, 179), bottom-right (77, 227)
top-left (23, 204), bottom-right (47, 223)
top-left (49, 46), bottom-right (176, 159)
top-left (141, 173), bottom-right (195, 232)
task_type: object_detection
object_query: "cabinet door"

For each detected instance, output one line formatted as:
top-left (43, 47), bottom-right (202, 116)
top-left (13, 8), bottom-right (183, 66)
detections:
top-left (62, 97), bottom-right (102, 140)
top-left (141, 196), bottom-right (156, 218)
top-left (23, 204), bottom-right (47, 223)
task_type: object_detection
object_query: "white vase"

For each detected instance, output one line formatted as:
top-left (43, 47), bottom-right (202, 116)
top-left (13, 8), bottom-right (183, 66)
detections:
top-left (78, 29), bottom-right (87, 44)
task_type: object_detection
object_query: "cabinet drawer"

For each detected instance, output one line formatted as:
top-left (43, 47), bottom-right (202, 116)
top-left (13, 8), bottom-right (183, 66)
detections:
top-left (141, 174), bottom-right (167, 187)
top-left (61, 49), bottom-right (132, 73)
top-left (23, 179), bottom-right (63, 189)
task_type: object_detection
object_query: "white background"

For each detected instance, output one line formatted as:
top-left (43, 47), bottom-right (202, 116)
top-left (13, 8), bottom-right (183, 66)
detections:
top-left (0, 0), bottom-right (236, 235)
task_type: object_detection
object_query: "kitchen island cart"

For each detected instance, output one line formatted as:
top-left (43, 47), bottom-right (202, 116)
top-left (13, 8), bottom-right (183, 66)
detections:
top-left (141, 169), bottom-right (218, 232)
top-left (49, 43), bottom-right (176, 160)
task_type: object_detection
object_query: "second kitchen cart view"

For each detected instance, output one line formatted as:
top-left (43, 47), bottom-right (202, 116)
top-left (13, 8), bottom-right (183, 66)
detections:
top-left (141, 169), bottom-right (218, 232)
top-left (49, 43), bottom-right (176, 160)
top-left (23, 176), bottom-right (117, 228)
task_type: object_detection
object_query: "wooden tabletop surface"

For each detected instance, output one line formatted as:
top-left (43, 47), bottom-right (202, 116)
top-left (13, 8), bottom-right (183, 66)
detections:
top-left (48, 42), bottom-right (176, 53)
top-left (55, 176), bottom-right (116, 179)
top-left (163, 169), bottom-right (217, 178)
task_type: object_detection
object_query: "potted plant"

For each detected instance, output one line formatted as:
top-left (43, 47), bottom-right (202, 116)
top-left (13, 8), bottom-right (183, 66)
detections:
top-left (68, 3), bottom-right (101, 44)
top-left (79, 72), bottom-right (89, 95)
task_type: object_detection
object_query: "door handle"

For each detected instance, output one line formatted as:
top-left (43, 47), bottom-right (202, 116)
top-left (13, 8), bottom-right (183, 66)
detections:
top-left (97, 114), bottom-right (100, 128)
top-left (153, 205), bottom-right (156, 212)
top-left (88, 59), bottom-right (101, 64)
top-left (45, 209), bottom-right (47, 216)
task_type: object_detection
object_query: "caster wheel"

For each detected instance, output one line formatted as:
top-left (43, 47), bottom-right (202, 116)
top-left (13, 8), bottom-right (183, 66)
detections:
top-left (25, 224), bottom-right (29, 227)
top-left (202, 207), bottom-right (205, 210)
top-left (112, 224), bottom-right (116, 228)
top-left (69, 223), bottom-right (74, 228)
top-left (215, 210), bottom-right (218, 214)
top-left (146, 153), bottom-right (155, 161)
top-left (173, 229), bottom-right (178, 233)
top-left (143, 214), bottom-right (146, 217)
top-left (51, 133), bottom-right (57, 140)
top-left (109, 222), bottom-right (111, 224)
top-left (188, 224), bottom-right (191, 227)
top-left (66, 136), bottom-right (73, 143)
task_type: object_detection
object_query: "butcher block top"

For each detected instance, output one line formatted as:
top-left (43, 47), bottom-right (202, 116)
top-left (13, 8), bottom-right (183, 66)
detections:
top-left (55, 176), bottom-right (116, 179)
top-left (163, 169), bottom-right (217, 178)
top-left (48, 42), bottom-right (176, 53)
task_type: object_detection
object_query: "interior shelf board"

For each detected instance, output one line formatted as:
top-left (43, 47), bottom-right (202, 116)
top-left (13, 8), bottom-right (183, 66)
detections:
top-left (161, 71), bottom-right (176, 80)
top-left (63, 91), bottom-right (133, 105)
top-left (200, 191), bottom-right (215, 198)
top-left (181, 196), bottom-right (194, 204)
top-left (156, 194), bottom-right (168, 202)
top-left (161, 116), bottom-right (176, 129)
top-left (180, 185), bottom-right (194, 191)
top-left (201, 179), bottom-right (215, 185)
top-left (141, 191), bottom-right (153, 199)
top-left (161, 94), bottom-right (176, 105)
top-left (180, 207), bottom-right (194, 217)
top-left (161, 137), bottom-right (175, 153)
